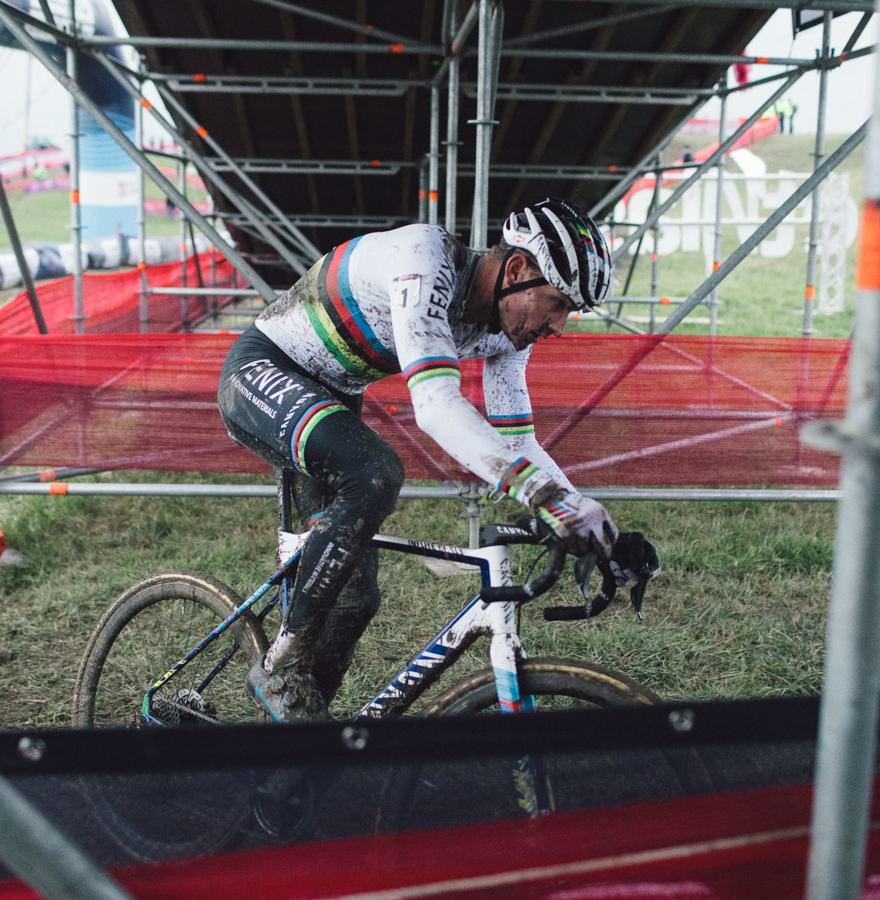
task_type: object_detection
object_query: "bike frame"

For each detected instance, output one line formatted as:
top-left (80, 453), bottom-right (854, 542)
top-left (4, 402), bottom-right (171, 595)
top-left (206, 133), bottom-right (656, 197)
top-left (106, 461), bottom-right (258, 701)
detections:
top-left (141, 532), bottom-right (536, 725)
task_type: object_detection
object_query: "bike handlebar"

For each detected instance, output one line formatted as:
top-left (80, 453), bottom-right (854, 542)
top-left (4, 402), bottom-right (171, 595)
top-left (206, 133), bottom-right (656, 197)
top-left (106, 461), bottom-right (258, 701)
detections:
top-left (479, 541), bottom-right (567, 605)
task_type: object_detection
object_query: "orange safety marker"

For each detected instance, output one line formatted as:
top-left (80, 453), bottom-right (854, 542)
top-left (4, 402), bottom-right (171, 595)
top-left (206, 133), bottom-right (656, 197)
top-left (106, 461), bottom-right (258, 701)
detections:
top-left (38, 469), bottom-right (57, 482)
top-left (712, 261), bottom-right (720, 272)
top-left (804, 284), bottom-right (816, 301)
top-left (196, 125), bottom-right (208, 138)
top-left (49, 483), bottom-right (69, 496)
top-left (388, 42), bottom-right (405, 53)
top-left (418, 189), bottom-right (426, 200)
top-left (607, 164), bottom-right (618, 173)
top-left (137, 261), bottom-right (147, 271)
top-left (369, 159), bottom-right (382, 167)
top-left (659, 296), bottom-right (671, 305)
top-left (650, 253), bottom-right (658, 263)
top-left (755, 56), bottom-right (770, 64)
top-left (139, 98), bottom-right (153, 111)
top-left (856, 199), bottom-right (880, 291)
top-left (70, 189), bottom-right (80, 205)
top-left (193, 72), bottom-right (207, 82)
top-left (428, 190), bottom-right (439, 202)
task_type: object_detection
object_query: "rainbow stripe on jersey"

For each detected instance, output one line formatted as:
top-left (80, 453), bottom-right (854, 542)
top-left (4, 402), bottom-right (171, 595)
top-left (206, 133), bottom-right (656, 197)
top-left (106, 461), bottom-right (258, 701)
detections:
top-left (290, 401), bottom-right (347, 474)
top-left (489, 412), bottom-right (535, 437)
top-left (403, 356), bottom-right (461, 391)
top-left (303, 237), bottom-right (400, 380)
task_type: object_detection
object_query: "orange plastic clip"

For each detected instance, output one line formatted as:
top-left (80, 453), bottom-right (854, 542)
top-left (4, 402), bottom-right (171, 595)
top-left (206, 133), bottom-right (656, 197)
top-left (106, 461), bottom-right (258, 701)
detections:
top-left (369, 159), bottom-right (382, 167)
top-left (659, 296), bottom-right (671, 305)
top-left (196, 125), bottom-right (208, 138)
top-left (388, 42), bottom-right (405, 54)
top-left (428, 190), bottom-right (439, 202)
top-left (49, 483), bottom-right (69, 496)
top-left (70, 190), bottom-right (80, 205)
top-left (139, 98), bottom-right (152, 111)
top-left (804, 284), bottom-right (816, 301)
top-left (856, 199), bottom-right (880, 291)
top-left (756, 56), bottom-right (770, 64)
top-left (607, 164), bottom-right (619, 173)
top-left (712, 261), bottom-right (720, 272)
top-left (193, 73), bottom-right (207, 83)
top-left (38, 469), bottom-right (57, 482)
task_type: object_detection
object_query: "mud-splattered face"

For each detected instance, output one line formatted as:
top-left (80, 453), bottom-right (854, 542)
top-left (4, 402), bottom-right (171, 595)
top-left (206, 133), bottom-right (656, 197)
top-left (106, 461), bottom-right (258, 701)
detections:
top-left (498, 253), bottom-right (574, 351)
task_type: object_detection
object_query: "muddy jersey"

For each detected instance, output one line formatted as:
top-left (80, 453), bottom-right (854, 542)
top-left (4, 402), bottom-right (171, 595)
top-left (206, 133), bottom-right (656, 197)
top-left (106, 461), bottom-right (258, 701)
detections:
top-left (255, 223), bottom-right (573, 501)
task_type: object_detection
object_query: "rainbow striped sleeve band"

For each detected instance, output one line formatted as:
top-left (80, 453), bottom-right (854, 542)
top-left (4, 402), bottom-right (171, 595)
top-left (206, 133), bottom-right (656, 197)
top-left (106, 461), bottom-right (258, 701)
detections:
top-left (290, 401), bottom-right (347, 475)
top-left (496, 455), bottom-right (548, 505)
top-left (488, 412), bottom-right (535, 437)
top-left (402, 356), bottom-right (461, 391)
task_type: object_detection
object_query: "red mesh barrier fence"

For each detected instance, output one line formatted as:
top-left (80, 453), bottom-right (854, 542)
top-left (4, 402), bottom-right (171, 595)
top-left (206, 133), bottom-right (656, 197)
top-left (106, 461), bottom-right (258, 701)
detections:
top-left (0, 253), bottom-right (237, 336)
top-left (0, 332), bottom-right (847, 486)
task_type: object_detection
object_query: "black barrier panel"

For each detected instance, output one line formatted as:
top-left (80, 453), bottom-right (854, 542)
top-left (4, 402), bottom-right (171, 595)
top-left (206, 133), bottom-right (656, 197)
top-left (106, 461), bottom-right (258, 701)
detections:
top-left (0, 697), bottom-right (831, 879)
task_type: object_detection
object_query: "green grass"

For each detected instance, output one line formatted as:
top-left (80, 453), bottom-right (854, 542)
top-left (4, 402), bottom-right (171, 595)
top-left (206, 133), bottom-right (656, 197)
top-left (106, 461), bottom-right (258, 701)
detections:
top-left (0, 477), bottom-right (835, 728)
top-left (0, 133), bottom-right (857, 729)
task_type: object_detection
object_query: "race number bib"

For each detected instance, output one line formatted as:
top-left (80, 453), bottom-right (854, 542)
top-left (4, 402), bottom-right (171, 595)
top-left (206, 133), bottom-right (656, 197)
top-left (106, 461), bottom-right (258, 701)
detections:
top-left (392, 274), bottom-right (422, 309)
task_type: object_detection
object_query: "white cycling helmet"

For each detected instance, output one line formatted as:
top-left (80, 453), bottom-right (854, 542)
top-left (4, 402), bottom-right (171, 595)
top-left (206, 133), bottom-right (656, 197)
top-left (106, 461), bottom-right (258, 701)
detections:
top-left (500, 197), bottom-right (612, 310)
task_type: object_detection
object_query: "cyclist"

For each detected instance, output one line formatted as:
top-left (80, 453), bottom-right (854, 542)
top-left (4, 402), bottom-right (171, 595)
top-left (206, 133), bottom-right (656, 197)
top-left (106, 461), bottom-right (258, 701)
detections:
top-left (218, 196), bottom-right (617, 722)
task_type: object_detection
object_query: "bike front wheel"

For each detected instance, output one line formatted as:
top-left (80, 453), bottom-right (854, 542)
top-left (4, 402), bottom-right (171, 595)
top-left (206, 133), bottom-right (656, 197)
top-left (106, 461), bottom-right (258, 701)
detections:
top-left (72, 572), bottom-right (269, 862)
top-left (379, 657), bottom-right (710, 833)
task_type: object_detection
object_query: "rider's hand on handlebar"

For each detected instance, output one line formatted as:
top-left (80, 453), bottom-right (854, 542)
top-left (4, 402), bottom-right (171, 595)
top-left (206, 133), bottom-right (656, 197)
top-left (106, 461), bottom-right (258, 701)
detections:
top-left (535, 490), bottom-right (618, 559)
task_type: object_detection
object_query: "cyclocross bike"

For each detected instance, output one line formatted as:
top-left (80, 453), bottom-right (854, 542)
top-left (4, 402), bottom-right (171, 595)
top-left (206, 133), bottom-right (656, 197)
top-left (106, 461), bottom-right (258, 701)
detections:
top-left (73, 471), bottom-right (666, 861)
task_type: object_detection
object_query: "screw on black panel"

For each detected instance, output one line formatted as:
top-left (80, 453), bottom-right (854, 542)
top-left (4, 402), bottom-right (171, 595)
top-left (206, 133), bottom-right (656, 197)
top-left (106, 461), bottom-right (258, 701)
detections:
top-left (341, 725), bottom-right (369, 751)
top-left (17, 736), bottom-right (47, 763)
top-left (668, 708), bottom-right (695, 734)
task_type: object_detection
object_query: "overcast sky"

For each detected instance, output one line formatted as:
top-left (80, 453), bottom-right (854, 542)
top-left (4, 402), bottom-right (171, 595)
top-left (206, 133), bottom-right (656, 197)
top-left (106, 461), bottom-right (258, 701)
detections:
top-left (0, 9), bottom-right (875, 157)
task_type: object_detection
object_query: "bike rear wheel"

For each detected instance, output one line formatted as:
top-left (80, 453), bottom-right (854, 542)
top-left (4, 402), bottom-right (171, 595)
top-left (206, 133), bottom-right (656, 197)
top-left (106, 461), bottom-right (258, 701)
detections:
top-left (379, 657), bottom-right (710, 833)
top-left (72, 573), bottom-right (269, 862)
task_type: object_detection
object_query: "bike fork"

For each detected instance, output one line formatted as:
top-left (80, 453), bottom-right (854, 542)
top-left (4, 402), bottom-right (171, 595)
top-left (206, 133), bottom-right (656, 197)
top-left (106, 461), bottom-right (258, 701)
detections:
top-left (487, 606), bottom-right (555, 816)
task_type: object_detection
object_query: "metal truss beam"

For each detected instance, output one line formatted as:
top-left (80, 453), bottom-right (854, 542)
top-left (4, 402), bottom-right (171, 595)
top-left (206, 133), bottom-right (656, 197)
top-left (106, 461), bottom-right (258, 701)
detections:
top-left (153, 73), bottom-right (416, 96)
top-left (207, 158), bottom-right (411, 175)
top-left (81, 35), bottom-right (444, 54)
top-left (464, 82), bottom-right (709, 105)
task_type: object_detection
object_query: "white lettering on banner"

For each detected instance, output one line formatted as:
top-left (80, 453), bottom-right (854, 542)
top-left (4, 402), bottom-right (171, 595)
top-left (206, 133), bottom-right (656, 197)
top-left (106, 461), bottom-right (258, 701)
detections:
top-left (615, 148), bottom-right (858, 268)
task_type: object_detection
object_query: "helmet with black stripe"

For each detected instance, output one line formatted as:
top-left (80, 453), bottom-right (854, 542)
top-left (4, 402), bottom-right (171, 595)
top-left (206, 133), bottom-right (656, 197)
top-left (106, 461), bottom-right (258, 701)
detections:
top-left (501, 197), bottom-right (612, 310)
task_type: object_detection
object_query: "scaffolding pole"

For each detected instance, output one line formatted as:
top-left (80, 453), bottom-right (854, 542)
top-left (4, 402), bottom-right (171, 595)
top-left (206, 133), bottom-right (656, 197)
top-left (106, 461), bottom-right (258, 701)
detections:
top-left (0, 7), bottom-right (276, 302)
top-left (803, 7), bottom-right (880, 894)
top-left (66, 0), bottom-right (83, 334)
top-left (429, 84), bottom-right (440, 225)
top-left (0, 178), bottom-right (47, 334)
top-left (469, 0), bottom-right (503, 250)
top-left (444, 0), bottom-right (462, 235)
top-left (135, 64), bottom-right (148, 332)
top-left (0, 775), bottom-right (130, 900)
top-left (803, 12), bottom-right (833, 337)
top-left (709, 77), bottom-right (727, 336)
